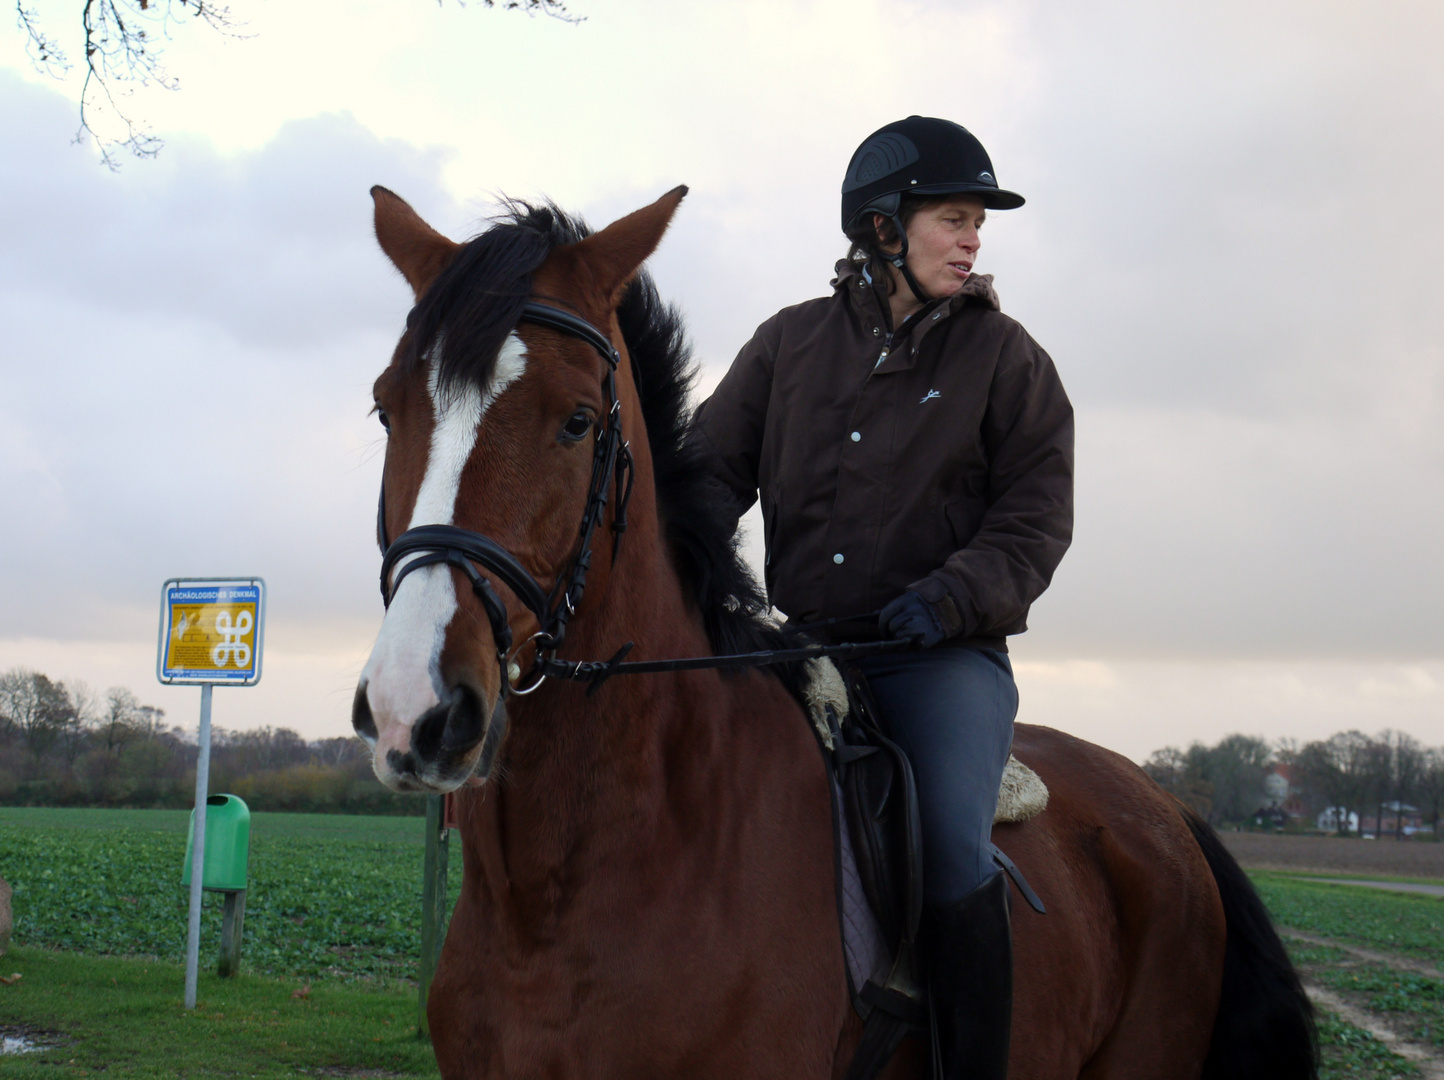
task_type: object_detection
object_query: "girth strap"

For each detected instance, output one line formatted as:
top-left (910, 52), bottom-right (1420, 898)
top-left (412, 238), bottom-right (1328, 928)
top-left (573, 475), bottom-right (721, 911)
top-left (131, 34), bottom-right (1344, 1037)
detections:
top-left (842, 989), bottom-right (920, 1080)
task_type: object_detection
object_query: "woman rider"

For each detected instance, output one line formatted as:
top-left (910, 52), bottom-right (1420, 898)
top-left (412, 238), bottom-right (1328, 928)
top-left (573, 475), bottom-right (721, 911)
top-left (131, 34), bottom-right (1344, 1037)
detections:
top-left (694, 116), bottom-right (1073, 1080)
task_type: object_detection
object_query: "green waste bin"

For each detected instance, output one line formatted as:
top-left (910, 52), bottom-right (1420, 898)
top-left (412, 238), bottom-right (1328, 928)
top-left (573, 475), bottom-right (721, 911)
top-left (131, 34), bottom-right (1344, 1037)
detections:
top-left (182, 794), bottom-right (250, 891)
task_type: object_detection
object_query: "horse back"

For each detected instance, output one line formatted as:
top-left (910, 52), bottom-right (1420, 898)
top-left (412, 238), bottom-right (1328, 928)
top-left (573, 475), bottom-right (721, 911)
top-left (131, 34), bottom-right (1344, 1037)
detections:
top-left (1002, 724), bottom-right (1226, 1080)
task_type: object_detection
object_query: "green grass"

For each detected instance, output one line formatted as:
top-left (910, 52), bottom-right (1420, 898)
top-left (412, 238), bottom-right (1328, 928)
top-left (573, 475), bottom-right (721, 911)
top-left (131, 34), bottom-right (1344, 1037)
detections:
top-left (1316, 1013), bottom-right (1421, 1080)
top-left (1280, 871), bottom-right (1444, 888)
top-left (0, 806), bottom-right (423, 842)
top-left (1253, 873), bottom-right (1444, 970)
top-left (1287, 941), bottom-right (1444, 1052)
top-left (6, 811), bottom-right (1442, 1077)
top-left (0, 945), bottom-right (440, 1078)
top-left (1272, 891), bottom-right (1444, 1077)
top-left (0, 808), bottom-right (458, 982)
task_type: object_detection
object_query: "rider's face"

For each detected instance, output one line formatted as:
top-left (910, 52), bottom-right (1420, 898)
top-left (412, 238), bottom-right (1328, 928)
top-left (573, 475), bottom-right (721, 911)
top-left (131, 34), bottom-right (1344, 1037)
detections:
top-left (877, 196), bottom-right (986, 302)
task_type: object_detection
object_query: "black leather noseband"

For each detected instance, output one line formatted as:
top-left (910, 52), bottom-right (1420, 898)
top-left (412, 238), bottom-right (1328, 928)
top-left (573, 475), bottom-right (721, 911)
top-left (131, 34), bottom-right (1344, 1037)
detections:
top-left (376, 301), bottom-right (635, 697)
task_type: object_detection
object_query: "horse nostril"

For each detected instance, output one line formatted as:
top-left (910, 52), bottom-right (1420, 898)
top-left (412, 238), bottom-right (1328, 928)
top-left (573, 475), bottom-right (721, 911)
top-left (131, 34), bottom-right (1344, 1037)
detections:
top-left (411, 683), bottom-right (486, 763)
top-left (352, 684), bottom-right (378, 742)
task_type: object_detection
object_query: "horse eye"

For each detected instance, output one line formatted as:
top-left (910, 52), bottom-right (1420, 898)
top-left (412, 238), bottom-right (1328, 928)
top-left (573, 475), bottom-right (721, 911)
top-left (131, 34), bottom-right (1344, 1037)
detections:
top-left (376, 408), bottom-right (391, 433)
top-left (560, 411), bottom-right (593, 442)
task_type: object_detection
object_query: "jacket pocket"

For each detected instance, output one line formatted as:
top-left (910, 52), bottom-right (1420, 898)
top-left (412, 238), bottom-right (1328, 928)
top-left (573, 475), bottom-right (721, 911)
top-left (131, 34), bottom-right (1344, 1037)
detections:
top-left (943, 499), bottom-right (983, 550)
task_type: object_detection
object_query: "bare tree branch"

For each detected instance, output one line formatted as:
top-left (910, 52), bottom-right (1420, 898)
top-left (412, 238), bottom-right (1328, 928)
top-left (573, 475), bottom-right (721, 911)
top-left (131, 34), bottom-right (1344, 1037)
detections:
top-left (447, 0), bottom-right (580, 25)
top-left (15, 1), bottom-right (69, 76)
top-left (16, 0), bottom-right (577, 169)
top-left (75, 0), bottom-right (245, 168)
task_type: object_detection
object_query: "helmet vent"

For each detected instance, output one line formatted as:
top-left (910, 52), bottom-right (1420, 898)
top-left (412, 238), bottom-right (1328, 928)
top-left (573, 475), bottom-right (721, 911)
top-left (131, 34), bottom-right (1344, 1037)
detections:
top-left (842, 132), bottom-right (920, 192)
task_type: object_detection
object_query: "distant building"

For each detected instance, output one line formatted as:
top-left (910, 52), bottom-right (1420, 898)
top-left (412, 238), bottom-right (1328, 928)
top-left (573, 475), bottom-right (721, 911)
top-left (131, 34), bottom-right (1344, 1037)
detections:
top-left (1263, 771), bottom-right (1289, 806)
top-left (1317, 807), bottom-right (1359, 833)
top-left (1360, 802), bottom-right (1425, 838)
top-left (1262, 765), bottom-right (1308, 820)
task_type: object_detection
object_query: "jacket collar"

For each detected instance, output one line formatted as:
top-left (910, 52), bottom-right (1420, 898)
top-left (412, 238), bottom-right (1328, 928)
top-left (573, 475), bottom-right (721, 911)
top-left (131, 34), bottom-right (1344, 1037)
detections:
top-left (832, 260), bottom-right (1002, 319)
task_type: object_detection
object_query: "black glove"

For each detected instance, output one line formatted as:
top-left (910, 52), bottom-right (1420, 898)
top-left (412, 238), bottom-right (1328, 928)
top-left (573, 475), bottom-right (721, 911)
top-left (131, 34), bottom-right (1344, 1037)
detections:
top-left (879, 591), bottom-right (947, 648)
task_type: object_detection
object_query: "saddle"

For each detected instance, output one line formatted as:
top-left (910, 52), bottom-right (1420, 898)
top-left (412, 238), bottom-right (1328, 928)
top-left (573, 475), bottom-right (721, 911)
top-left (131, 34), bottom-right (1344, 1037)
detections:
top-left (800, 658), bottom-right (1047, 1080)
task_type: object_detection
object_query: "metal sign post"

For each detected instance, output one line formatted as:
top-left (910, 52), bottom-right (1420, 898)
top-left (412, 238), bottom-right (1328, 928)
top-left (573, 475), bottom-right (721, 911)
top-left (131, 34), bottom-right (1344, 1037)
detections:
top-left (157, 577), bottom-right (265, 1010)
top-left (185, 683), bottom-right (214, 1010)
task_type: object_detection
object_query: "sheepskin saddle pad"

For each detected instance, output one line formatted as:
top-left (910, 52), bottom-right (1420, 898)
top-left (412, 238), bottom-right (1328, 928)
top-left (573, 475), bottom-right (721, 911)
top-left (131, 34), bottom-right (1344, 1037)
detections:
top-left (798, 657), bottom-right (1049, 1000)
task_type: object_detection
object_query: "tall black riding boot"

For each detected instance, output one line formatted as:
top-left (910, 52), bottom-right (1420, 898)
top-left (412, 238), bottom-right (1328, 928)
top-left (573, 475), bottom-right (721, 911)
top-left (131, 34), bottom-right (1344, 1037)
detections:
top-left (923, 870), bottom-right (1013, 1080)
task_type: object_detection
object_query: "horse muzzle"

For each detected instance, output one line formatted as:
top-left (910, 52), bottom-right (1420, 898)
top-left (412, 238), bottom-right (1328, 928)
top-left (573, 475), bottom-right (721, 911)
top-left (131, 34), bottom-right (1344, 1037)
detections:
top-left (353, 679), bottom-right (499, 793)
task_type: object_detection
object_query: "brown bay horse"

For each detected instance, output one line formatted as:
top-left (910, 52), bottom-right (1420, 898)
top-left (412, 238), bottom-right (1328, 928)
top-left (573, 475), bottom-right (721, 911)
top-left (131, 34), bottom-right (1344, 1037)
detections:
top-left (352, 185), bottom-right (1316, 1079)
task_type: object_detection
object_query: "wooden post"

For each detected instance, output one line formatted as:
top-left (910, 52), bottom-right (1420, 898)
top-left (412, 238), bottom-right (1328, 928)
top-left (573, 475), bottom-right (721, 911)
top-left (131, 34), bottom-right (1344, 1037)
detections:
top-left (418, 794), bottom-right (450, 1039)
top-left (218, 889), bottom-right (246, 977)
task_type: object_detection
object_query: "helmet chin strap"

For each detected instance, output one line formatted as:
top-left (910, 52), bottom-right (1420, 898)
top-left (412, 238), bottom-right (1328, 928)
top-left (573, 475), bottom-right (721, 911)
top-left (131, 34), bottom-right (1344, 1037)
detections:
top-left (883, 214), bottom-right (931, 309)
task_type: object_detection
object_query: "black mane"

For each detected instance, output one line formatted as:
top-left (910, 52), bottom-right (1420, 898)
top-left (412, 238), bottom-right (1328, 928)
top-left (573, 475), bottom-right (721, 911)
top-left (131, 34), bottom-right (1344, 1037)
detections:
top-left (405, 200), bottom-right (793, 671)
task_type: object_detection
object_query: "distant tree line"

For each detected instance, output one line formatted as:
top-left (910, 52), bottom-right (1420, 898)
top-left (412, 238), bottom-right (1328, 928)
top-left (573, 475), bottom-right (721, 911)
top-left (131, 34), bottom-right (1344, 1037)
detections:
top-left (1145, 729), bottom-right (1444, 836)
top-left (0, 667), bottom-right (419, 815)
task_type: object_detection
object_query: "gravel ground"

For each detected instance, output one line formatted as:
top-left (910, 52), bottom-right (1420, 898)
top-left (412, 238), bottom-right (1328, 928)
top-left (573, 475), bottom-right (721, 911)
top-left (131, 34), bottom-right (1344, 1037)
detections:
top-left (1220, 831), bottom-right (1444, 880)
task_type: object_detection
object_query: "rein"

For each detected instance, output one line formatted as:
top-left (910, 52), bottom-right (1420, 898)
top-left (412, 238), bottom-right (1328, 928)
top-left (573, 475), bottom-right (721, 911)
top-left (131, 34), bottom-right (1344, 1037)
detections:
top-left (377, 301), bottom-right (911, 699)
top-left (535, 637), bottom-right (912, 696)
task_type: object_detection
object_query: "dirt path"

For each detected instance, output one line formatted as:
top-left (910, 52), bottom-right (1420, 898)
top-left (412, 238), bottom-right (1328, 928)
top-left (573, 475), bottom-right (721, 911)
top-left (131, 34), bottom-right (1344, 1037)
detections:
top-left (1296, 877), bottom-right (1444, 898)
top-left (1280, 927), bottom-right (1444, 977)
top-left (1282, 926), bottom-right (1444, 1075)
top-left (1305, 983), bottom-right (1444, 1079)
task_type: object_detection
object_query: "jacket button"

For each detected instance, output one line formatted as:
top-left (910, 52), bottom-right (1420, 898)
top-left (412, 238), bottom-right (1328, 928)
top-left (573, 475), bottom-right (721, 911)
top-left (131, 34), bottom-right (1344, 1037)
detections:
top-left (931, 311), bottom-right (943, 320)
top-left (872, 327), bottom-right (880, 336)
top-left (833, 553), bottom-right (845, 564)
top-left (850, 431), bottom-right (861, 442)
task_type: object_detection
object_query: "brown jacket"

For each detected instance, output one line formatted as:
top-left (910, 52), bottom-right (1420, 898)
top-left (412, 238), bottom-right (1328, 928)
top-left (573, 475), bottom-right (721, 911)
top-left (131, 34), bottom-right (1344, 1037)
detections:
top-left (694, 263), bottom-right (1073, 647)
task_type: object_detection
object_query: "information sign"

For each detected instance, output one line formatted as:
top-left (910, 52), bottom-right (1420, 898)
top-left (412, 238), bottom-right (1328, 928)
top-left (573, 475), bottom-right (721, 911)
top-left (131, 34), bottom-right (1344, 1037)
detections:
top-left (157, 578), bottom-right (266, 685)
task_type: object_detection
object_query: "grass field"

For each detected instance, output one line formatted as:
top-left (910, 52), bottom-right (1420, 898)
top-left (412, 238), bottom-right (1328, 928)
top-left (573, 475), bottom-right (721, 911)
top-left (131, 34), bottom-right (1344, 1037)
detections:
top-left (0, 945), bottom-right (439, 1078)
top-left (5, 808), bottom-right (1444, 1076)
top-left (0, 806), bottom-right (424, 841)
top-left (1254, 874), bottom-right (1444, 970)
top-left (1251, 872), bottom-right (1444, 1078)
top-left (1314, 1013), bottom-right (1423, 1080)
top-left (0, 806), bottom-right (457, 982)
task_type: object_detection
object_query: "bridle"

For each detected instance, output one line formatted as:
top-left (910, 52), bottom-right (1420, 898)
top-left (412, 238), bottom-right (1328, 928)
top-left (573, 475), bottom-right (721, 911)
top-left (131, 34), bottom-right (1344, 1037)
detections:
top-left (377, 301), bottom-right (636, 699)
top-left (376, 299), bottom-right (913, 703)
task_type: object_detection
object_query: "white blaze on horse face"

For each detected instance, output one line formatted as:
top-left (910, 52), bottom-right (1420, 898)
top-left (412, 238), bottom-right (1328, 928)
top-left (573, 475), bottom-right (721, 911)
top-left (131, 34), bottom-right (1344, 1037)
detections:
top-left (362, 334), bottom-right (528, 763)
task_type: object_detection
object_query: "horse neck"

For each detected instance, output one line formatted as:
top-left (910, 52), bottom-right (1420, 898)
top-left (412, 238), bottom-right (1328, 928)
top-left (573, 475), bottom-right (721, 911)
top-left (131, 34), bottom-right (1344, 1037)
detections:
top-left (467, 424), bottom-right (728, 910)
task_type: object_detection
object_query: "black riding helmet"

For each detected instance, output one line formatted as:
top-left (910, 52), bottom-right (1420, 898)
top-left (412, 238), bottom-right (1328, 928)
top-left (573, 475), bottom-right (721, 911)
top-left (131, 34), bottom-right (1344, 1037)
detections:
top-left (841, 116), bottom-right (1023, 304)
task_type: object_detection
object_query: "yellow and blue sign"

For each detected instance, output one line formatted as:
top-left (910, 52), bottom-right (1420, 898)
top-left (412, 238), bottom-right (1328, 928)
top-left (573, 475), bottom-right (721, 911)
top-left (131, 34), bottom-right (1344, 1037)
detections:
top-left (157, 578), bottom-right (266, 685)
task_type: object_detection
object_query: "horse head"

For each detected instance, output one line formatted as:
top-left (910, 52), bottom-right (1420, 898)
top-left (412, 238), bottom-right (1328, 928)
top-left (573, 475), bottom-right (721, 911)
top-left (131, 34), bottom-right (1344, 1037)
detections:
top-left (353, 185), bottom-right (687, 793)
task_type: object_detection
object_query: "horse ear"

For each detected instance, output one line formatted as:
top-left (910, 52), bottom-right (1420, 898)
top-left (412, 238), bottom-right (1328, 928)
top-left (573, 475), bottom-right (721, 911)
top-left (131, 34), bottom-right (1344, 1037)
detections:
top-left (572, 186), bottom-right (688, 305)
top-left (371, 186), bottom-right (460, 300)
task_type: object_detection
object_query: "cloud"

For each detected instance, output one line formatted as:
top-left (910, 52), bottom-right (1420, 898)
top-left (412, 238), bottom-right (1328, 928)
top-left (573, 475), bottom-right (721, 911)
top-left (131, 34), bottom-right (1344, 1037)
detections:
top-left (2, 0), bottom-right (1442, 751)
top-left (0, 75), bottom-right (470, 645)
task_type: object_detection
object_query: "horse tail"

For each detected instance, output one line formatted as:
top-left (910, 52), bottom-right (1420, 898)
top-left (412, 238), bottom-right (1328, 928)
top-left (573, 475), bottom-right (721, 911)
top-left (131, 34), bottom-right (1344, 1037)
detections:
top-left (1182, 809), bottom-right (1319, 1080)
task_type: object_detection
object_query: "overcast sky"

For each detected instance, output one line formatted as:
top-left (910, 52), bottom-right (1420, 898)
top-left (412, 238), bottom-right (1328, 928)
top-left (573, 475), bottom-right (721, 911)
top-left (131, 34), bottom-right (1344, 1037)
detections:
top-left (1, 0), bottom-right (1441, 761)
